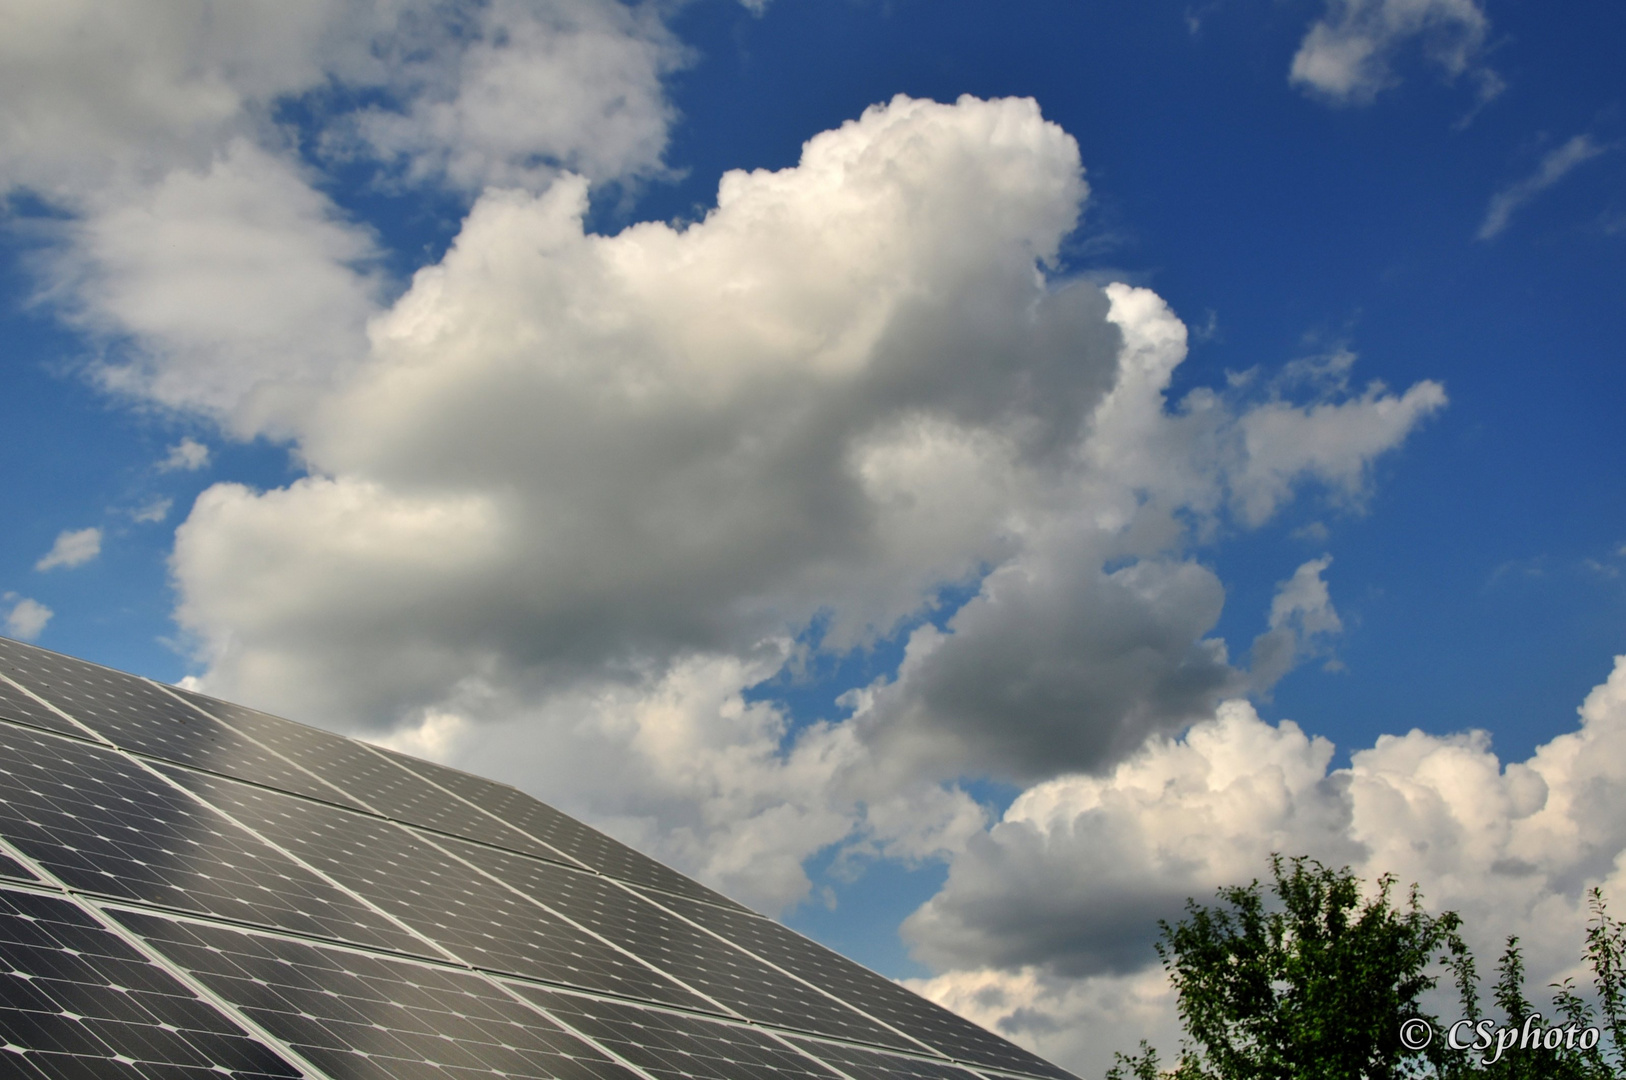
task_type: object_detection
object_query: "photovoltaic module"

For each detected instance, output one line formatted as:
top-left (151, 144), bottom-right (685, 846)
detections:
top-left (0, 635), bottom-right (1078, 1080)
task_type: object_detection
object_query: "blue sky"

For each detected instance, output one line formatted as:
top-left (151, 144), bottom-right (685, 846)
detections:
top-left (3, 1), bottom-right (1624, 1073)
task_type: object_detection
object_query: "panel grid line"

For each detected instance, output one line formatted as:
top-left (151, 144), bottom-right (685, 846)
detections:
top-left (102, 901), bottom-right (662, 1080)
top-left (128, 758), bottom-right (472, 967)
top-left (0, 878), bottom-right (316, 1079)
top-left (71, 891), bottom-right (336, 1080)
top-left (0, 717), bottom-right (474, 969)
top-left (386, 819), bottom-right (738, 1018)
top-left (0, 671), bottom-right (113, 746)
top-left (609, 877), bottom-right (951, 1061)
top-left (157, 760), bottom-right (733, 1016)
top-left (148, 678), bottom-right (378, 813)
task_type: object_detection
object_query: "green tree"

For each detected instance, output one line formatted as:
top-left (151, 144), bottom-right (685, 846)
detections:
top-left (1109, 855), bottom-right (1472, 1080)
top-left (1107, 865), bottom-right (1626, 1080)
top-left (1543, 889), bottom-right (1626, 1080)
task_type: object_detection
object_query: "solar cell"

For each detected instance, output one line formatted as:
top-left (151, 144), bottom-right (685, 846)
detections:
top-left (384, 752), bottom-right (750, 910)
top-left (158, 764), bottom-right (709, 1009)
top-left (0, 640), bottom-right (347, 806)
top-left (0, 674), bottom-right (82, 737)
top-left (438, 836), bottom-right (913, 1050)
top-left (0, 721), bottom-right (424, 955)
top-left (114, 907), bottom-right (646, 1080)
top-left (175, 689), bottom-right (562, 860)
top-left (0, 850), bottom-right (35, 882)
top-left (514, 985), bottom-right (839, 1080)
top-left (0, 885), bottom-right (300, 1079)
top-left (787, 1038), bottom-right (992, 1080)
top-left (648, 893), bottom-right (1074, 1080)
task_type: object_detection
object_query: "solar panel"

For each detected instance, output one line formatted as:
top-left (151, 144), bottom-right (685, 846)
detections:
top-left (0, 636), bottom-right (1079, 1080)
top-left (0, 852), bottom-right (34, 882)
top-left (381, 751), bottom-right (749, 910)
top-left (175, 689), bottom-right (564, 860)
top-left (113, 907), bottom-right (645, 1080)
top-left (0, 719), bottom-right (424, 956)
top-left (435, 835), bottom-right (915, 1050)
top-left (787, 1038), bottom-right (993, 1080)
top-left (0, 674), bottom-right (82, 737)
top-left (513, 986), bottom-right (841, 1080)
top-left (0, 885), bottom-right (299, 1079)
top-left (155, 764), bottom-right (708, 1009)
top-left (0, 639), bottom-right (350, 807)
top-left (647, 893), bottom-right (1075, 1079)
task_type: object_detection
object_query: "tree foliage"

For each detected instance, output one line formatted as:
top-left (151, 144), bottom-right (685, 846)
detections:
top-left (1107, 860), bottom-right (1625, 1080)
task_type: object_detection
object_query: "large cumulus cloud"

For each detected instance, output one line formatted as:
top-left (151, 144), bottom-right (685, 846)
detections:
top-left (162, 94), bottom-right (1445, 911)
top-left (903, 658), bottom-right (1626, 1076)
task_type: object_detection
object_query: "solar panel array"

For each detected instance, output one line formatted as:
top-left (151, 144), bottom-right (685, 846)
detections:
top-left (0, 636), bottom-right (1077, 1080)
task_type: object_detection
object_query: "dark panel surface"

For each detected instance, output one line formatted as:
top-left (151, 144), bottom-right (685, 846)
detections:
top-left (655, 894), bottom-right (1075, 1080)
top-left (0, 850), bottom-right (36, 882)
top-left (0, 672), bottom-right (81, 737)
top-left (177, 689), bottom-right (562, 859)
top-left (515, 986), bottom-right (838, 1080)
top-left (116, 908), bottom-right (645, 1080)
top-left (440, 836), bottom-right (912, 1049)
top-left (161, 765), bottom-right (709, 1009)
top-left (0, 641), bottom-right (1080, 1080)
top-left (0, 722), bottom-right (423, 955)
top-left (789, 1038), bottom-right (991, 1080)
top-left (0, 886), bottom-right (300, 1079)
top-left (0, 639), bottom-right (344, 806)
top-left (397, 754), bottom-right (748, 909)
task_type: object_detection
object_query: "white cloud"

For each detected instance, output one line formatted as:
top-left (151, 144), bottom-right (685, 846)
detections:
top-left (901, 657), bottom-right (1626, 1077)
top-left (3, 0), bottom-right (686, 439)
top-left (367, 709), bottom-right (471, 761)
top-left (902, 701), bottom-right (1356, 979)
top-left (903, 965), bottom-right (1183, 1077)
top-left (3, 597), bottom-right (53, 640)
top-left (1290, 0), bottom-right (1498, 107)
top-left (132, 497), bottom-right (174, 523)
top-left (161, 96), bottom-right (1445, 914)
top-left (0, 0), bottom-right (678, 202)
top-left (1479, 135), bottom-right (1609, 241)
top-left (1225, 377), bottom-right (1447, 525)
top-left (1248, 554), bottom-right (1344, 691)
top-left (158, 437), bottom-right (211, 472)
top-left (346, 0), bottom-right (682, 193)
top-left (58, 141), bottom-right (386, 437)
top-left (35, 527), bottom-right (102, 571)
top-left (0, 0), bottom-right (362, 198)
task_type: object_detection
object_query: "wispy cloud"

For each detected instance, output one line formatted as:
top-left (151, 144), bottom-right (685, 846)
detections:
top-left (158, 437), bottom-right (210, 472)
top-left (1479, 135), bottom-right (1608, 240)
top-left (1291, 0), bottom-right (1498, 108)
top-left (132, 497), bottom-right (173, 523)
top-left (35, 527), bottom-right (102, 571)
top-left (3, 596), bottom-right (53, 640)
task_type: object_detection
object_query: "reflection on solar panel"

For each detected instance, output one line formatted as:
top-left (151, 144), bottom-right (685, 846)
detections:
top-left (382, 748), bottom-right (748, 909)
top-left (789, 1037), bottom-right (998, 1080)
top-left (0, 636), bottom-right (1079, 1080)
top-left (649, 893), bottom-right (1077, 1080)
top-left (0, 673), bottom-right (80, 736)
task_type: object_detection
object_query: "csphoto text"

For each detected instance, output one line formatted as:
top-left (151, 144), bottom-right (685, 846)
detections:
top-left (1398, 1013), bottom-right (1604, 1064)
